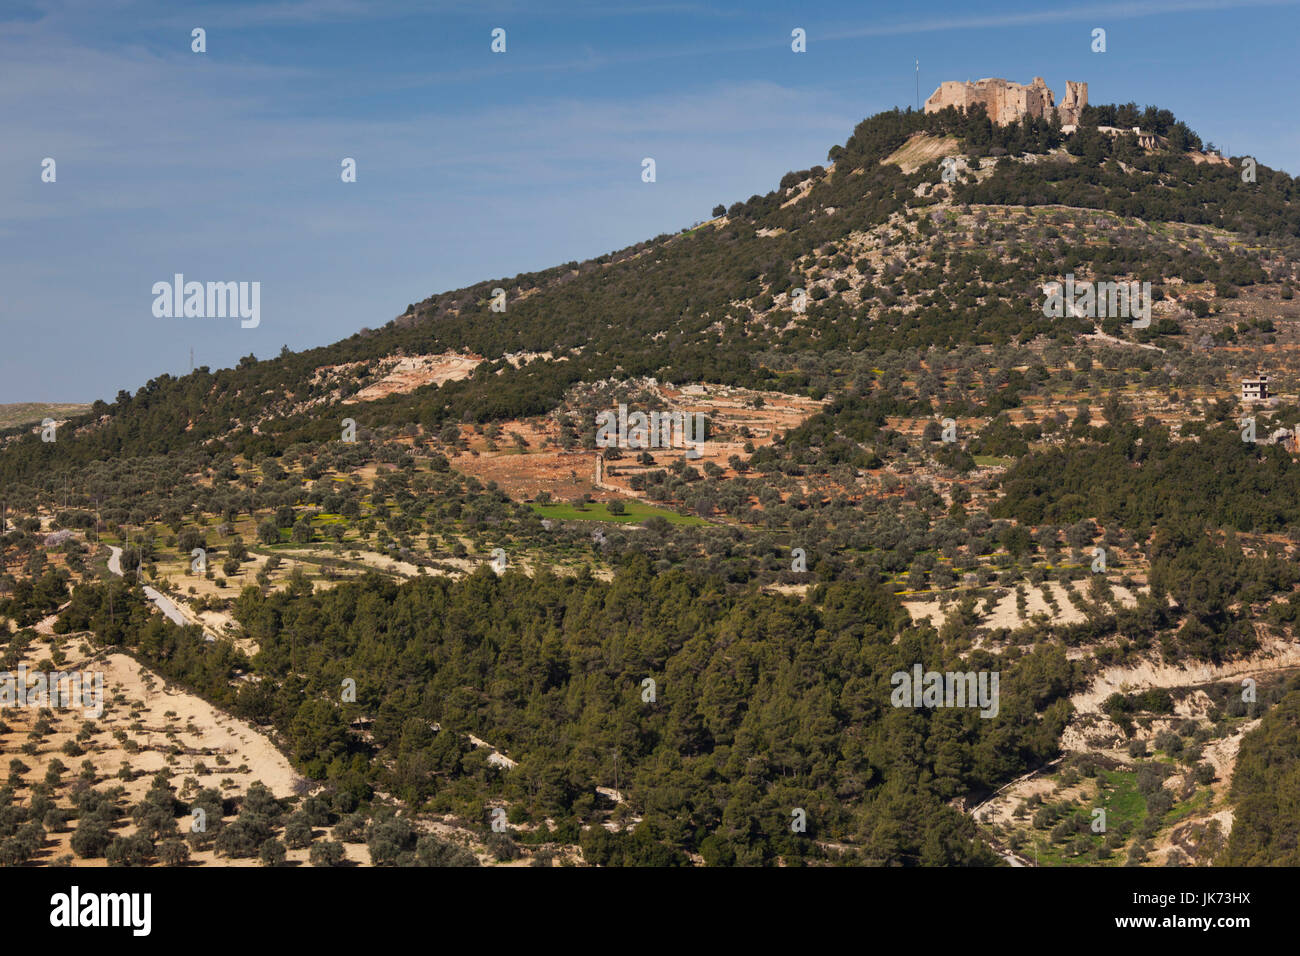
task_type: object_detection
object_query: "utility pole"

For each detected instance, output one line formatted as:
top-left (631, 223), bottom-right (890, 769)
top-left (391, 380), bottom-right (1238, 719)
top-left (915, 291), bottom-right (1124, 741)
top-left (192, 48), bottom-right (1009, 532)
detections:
top-left (915, 59), bottom-right (919, 111)
top-left (109, 523), bottom-right (114, 626)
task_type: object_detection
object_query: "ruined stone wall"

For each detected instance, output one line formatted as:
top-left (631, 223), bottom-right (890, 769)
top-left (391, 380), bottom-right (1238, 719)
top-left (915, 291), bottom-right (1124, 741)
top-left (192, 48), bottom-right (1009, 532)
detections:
top-left (1058, 80), bottom-right (1088, 126)
top-left (924, 76), bottom-right (1087, 127)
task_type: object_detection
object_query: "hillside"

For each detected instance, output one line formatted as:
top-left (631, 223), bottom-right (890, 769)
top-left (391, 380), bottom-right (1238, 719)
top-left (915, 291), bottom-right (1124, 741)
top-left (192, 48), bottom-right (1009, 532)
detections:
top-left (0, 403), bottom-right (91, 431)
top-left (4, 96), bottom-right (1300, 868)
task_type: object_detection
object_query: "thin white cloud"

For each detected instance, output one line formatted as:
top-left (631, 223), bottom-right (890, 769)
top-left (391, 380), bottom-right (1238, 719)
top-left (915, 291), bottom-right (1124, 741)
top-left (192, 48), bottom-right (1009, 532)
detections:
top-left (823, 0), bottom-right (1300, 40)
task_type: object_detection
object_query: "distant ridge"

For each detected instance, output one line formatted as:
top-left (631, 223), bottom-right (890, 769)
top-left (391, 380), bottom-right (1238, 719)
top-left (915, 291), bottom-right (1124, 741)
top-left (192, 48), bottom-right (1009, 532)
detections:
top-left (0, 402), bottom-right (92, 430)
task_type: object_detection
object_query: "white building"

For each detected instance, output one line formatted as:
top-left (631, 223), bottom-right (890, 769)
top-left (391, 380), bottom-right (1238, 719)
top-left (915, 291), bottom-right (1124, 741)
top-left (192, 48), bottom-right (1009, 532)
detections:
top-left (1242, 372), bottom-right (1270, 403)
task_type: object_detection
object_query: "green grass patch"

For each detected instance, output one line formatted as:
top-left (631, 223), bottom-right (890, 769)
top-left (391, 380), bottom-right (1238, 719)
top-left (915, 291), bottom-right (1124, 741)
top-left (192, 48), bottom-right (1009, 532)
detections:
top-left (1096, 768), bottom-right (1147, 831)
top-left (529, 501), bottom-right (707, 526)
top-left (1164, 785), bottom-right (1212, 824)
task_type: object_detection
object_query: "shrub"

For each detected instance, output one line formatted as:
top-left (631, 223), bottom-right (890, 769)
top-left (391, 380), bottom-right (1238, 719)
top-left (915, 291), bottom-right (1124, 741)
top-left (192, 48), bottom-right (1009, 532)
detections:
top-left (70, 819), bottom-right (113, 859)
top-left (412, 834), bottom-right (479, 867)
top-left (309, 840), bottom-right (346, 867)
top-left (105, 833), bottom-right (154, 867)
top-left (259, 838), bottom-right (287, 867)
top-left (283, 813), bottom-right (314, 850)
top-left (158, 839), bottom-right (190, 867)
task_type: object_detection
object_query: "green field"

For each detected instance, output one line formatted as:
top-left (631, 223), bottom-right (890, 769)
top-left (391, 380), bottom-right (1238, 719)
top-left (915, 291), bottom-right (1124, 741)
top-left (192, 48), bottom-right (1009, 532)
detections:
top-left (529, 500), bottom-right (707, 526)
top-left (1096, 768), bottom-right (1147, 831)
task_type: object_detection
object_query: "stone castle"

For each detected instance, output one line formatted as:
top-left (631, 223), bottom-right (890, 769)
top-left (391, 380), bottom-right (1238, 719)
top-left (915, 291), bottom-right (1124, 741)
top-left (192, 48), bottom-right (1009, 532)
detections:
top-left (924, 76), bottom-right (1087, 127)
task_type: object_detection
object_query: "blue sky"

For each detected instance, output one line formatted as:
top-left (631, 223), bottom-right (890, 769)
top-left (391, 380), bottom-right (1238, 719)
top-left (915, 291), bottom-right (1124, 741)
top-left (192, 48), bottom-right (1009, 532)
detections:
top-left (2, 0), bottom-right (1298, 403)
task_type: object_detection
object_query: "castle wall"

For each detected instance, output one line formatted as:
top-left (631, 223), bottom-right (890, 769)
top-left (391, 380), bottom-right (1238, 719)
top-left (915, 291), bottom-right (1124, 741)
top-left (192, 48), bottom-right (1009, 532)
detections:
top-left (924, 76), bottom-right (1087, 127)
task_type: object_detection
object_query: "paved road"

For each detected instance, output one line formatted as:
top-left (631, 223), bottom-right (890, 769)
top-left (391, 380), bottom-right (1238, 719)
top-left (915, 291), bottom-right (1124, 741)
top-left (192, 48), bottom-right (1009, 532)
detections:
top-left (107, 545), bottom-right (214, 641)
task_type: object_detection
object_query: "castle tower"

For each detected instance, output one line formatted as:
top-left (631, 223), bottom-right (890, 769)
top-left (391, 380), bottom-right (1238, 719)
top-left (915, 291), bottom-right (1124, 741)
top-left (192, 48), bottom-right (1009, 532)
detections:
top-left (1057, 81), bottom-right (1088, 125)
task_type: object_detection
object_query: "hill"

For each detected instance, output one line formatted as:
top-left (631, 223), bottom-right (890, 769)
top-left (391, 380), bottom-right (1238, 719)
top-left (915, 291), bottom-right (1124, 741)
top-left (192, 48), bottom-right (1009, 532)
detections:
top-left (4, 96), bottom-right (1300, 867)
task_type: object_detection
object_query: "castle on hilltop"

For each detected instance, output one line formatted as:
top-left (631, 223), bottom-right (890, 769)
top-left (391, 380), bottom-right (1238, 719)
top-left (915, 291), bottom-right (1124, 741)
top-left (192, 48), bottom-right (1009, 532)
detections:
top-left (924, 76), bottom-right (1087, 127)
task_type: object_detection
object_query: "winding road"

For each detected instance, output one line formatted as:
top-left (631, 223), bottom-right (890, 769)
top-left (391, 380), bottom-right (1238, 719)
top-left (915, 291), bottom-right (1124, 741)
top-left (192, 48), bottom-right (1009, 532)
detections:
top-left (108, 545), bottom-right (215, 642)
